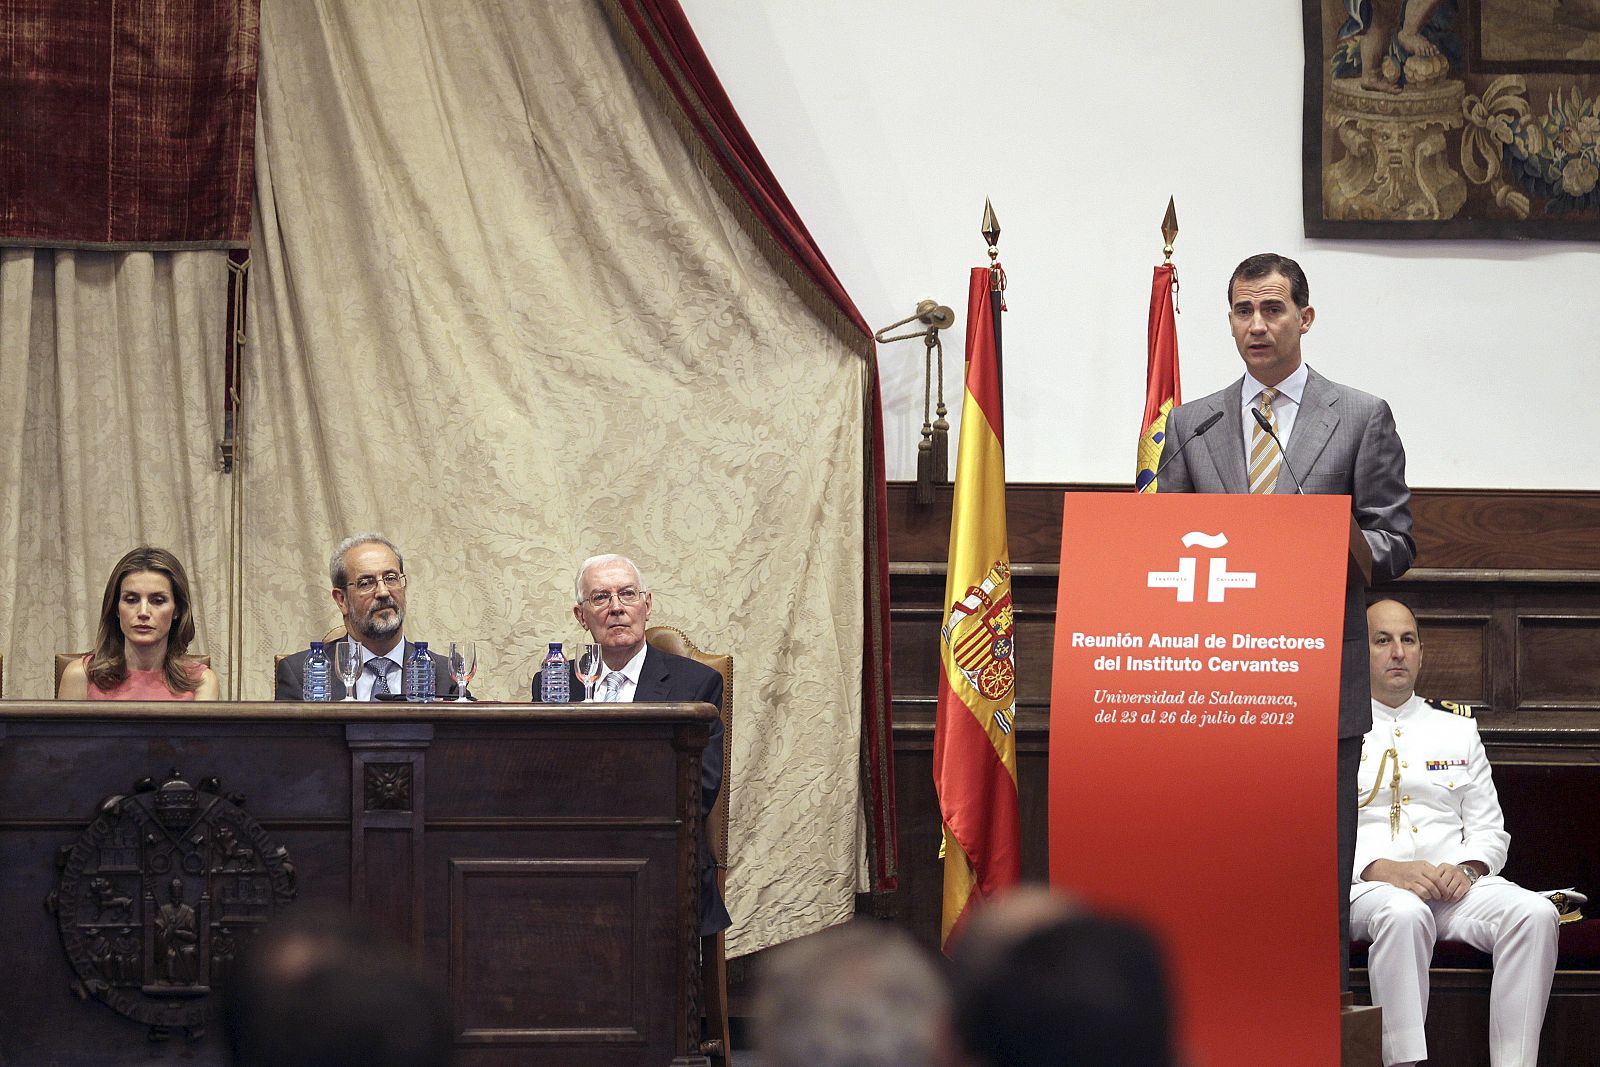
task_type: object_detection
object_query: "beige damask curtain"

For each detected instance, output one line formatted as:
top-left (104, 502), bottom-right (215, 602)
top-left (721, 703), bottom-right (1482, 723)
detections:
top-left (0, 249), bottom-right (233, 697)
top-left (241, 0), bottom-right (867, 954)
top-left (0, 0), bottom-right (862, 959)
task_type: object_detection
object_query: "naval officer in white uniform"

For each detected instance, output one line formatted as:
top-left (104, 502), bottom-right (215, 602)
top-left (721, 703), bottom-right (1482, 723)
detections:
top-left (1353, 599), bottom-right (1558, 1067)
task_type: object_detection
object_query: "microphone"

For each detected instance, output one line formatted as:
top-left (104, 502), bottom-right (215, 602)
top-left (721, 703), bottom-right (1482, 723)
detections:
top-left (1138, 409), bottom-right (1225, 493)
top-left (1251, 406), bottom-right (1305, 494)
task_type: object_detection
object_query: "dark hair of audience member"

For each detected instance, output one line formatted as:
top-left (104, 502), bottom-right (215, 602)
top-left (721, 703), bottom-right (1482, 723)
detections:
top-left (221, 907), bottom-right (453, 1067)
top-left (952, 913), bottom-right (1175, 1067)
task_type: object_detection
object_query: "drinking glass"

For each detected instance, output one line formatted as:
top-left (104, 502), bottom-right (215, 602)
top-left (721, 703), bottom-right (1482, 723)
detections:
top-left (449, 641), bottom-right (477, 703)
top-left (335, 638), bottom-right (361, 702)
top-left (574, 643), bottom-right (603, 701)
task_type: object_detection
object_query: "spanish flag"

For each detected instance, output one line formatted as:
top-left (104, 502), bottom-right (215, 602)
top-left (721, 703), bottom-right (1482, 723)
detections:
top-left (934, 265), bottom-right (1021, 951)
top-left (1135, 263), bottom-right (1181, 491)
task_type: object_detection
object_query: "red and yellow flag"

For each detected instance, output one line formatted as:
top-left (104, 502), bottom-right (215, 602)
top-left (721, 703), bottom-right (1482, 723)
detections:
top-left (1135, 263), bottom-right (1181, 491)
top-left (933, 265), bottom-right (1021, 951)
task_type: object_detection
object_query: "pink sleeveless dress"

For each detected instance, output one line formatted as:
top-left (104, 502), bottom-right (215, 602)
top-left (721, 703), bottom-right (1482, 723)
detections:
top-left (85, 657), bottom-right (203, 701)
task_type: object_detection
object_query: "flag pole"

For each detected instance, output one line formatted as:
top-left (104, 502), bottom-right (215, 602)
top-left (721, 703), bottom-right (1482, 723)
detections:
top-left (1136, 198), bottom-right (1182, 493)
top-left (981, 197), bottom-right (1005, 402)
top-left (934, 199), bottom-right (1021, 952)
top-left (1161, 195), bottom-right (1179, 264)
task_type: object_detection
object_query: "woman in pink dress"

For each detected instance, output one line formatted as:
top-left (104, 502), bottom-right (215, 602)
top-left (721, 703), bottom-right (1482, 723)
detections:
top-left (56, 547), bottom-right (219, 701)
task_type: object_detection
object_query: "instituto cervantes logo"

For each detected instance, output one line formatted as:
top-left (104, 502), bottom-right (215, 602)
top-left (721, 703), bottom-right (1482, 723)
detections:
top-left (1148, 532), bottom-right (1257, 603)
top-left (943, 560), bottom-right (1016, 729)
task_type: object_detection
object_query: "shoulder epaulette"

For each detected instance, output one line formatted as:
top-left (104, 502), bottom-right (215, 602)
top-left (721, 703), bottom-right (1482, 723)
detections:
top-left (1423, 697), bottom-right (1476, 718)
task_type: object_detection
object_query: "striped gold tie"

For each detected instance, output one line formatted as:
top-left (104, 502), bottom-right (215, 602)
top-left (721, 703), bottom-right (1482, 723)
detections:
top-left (1249, 387), bottom-right (1281, 495)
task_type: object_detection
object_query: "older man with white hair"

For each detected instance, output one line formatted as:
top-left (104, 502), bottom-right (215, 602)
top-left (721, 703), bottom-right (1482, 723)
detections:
top-left (558, 553), bottom-right (731, 935)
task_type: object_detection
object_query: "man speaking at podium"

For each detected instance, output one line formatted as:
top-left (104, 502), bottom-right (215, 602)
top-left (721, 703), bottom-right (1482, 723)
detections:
top-left (1156, 253), bottom-right (1416, 986)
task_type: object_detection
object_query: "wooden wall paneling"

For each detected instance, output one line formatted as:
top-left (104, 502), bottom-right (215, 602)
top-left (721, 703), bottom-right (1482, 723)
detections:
top-left (886, 483), bottom-right (1600, 571)
top-left (1407, 489), bottom-right (1600, 570)
top-left (1410, 611), bottom-right (1493, 705)
top-left (1492, 598), bottom-right (1520, 715)
top-left (1516, 615), bottom-right (1600, 709)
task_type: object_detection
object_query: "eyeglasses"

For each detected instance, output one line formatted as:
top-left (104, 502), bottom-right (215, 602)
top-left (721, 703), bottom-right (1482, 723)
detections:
top-left (348, 572), bottom-right (406, 594)
top-left (583, 588), bottom-right (645, 608)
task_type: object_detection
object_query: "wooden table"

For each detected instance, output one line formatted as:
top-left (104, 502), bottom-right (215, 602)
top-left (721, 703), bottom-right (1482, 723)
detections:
top-left (0, 700), bottom-right (715, 1066)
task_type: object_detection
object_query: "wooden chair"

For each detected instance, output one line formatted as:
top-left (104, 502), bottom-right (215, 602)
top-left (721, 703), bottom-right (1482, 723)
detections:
top-left (272, 623), bottom-right (350, 677)
top-left (55, 652), bottom-right (212, 695)
top-left (645, 624), bottom-right (733, 1066)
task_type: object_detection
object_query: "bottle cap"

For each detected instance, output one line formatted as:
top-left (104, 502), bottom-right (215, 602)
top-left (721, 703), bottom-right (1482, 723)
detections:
top-left (414, 641), bottom-right (428, 652)
top-left (310, 641), bottom-right (325, 652)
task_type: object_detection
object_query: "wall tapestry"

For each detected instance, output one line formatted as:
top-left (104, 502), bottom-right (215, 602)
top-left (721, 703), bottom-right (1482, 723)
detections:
top-left (1304, 0), bottom-right (1600, 238)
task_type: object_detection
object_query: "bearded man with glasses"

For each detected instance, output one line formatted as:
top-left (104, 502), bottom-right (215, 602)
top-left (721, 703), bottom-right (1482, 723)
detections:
top-left (275, 532), bottom-right (463, 701)
top-left (560, 553), bottom-right (732, 935)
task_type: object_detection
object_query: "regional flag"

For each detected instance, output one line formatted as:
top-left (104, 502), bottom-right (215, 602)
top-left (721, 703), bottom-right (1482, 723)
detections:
top-left (1135, 263), bottom-right (1181, 491)
top-left (933, 264), bottom-right (1021, 951)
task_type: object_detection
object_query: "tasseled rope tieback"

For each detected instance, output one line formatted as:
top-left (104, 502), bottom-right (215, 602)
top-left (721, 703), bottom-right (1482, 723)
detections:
top-left (917, 329), bottom-right (947, 505)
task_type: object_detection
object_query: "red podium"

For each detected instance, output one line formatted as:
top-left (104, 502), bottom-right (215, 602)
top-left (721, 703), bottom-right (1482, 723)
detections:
top-left (1049, 492), bottom-right (1351, 1064)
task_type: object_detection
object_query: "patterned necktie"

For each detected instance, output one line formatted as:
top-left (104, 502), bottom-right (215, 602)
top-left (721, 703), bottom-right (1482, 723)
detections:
top-left (1248, 387), bottom-right (1282, 495)
top-left (367, 658), bottom-right (393, 698)
top-left (599, 672), bottom-right (625, 702)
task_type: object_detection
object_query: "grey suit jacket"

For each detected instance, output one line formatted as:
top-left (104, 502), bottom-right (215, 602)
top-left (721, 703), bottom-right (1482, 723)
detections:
top-left (274, 641), bottom-right (463, 701)
top-left (1156, 365), bottom-right (1415, 737)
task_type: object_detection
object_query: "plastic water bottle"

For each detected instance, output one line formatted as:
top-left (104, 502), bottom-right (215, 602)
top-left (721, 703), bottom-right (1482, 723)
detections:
top-left (301, 641), bottom-right (331, 702)
top-left (540, 643), bottom-right (569, 703)
top-left (405, 642), bottom-right (435, 703)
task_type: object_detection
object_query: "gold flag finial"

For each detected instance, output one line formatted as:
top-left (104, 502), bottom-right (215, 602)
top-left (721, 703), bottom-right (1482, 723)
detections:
top-left (981, 198), bottom-right (1001, 265)
top-left (1161, 197), bottom-right (1179, 264)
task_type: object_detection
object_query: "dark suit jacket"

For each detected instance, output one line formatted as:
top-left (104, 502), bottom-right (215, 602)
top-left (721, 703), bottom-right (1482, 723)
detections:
top-left (540, 644), bottom-right (731, 935)
top-left (274, 641), bottom-right (464, 701)
top-left (1156, 366), bottom-right (1415, 738)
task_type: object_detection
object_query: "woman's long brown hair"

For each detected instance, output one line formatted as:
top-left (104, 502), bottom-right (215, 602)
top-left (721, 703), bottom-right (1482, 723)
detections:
top-left (86, 546), bottom-right (202, 695)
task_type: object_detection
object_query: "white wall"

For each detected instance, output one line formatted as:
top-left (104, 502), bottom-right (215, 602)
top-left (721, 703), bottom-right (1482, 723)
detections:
top-left (679, 0), bottom-right (1600, 489)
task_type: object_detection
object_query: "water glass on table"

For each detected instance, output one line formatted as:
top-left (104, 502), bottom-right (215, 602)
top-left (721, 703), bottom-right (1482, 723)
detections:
top-left (335, 638), bottom-right (361, 702)
top-left (574, 643), bottom-right (603, 701)
top-left (448, 641), bottom-right (477, 702)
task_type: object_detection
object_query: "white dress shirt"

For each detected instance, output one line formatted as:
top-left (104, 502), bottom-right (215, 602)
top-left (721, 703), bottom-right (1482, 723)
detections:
top-left (352, 637), bottom-right (407, 701)
top-left (1240, 360), bottom-right (1309, 465)
top-left (595, 644), bottom-right (648, 703)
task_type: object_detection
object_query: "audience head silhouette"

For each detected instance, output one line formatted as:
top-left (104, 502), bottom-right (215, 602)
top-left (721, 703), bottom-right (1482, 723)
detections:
top-left (222, 906), bottom-right (452, 1067)
top-left (950, 886), bottom-right (1176, 1067)
top-left (755, 919), bottom-right (956, 1067)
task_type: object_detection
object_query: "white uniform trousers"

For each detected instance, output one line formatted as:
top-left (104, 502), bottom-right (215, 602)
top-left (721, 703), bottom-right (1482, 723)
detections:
top-left (1351, 879), bottom-right (1559, 1067)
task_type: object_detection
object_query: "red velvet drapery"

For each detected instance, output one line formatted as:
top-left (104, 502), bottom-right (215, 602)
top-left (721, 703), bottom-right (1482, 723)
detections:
top-left (607, 0), bottom-right (899, 892)
top-left (0, 0), bottom-right (260, 248)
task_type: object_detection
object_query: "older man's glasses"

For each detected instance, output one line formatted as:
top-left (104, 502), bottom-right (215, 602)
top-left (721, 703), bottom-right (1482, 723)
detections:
top-left (584, 588), bottom-right (644, 609)
top-left (348, 572), bottom-right (406, 594)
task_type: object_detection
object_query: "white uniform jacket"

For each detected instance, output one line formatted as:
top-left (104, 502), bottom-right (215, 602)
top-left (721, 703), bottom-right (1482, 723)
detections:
top-left (1352, 693), bottom-right (1511, 903)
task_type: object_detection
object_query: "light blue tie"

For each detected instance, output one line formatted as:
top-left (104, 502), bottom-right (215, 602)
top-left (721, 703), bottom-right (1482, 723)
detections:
top-left (599, 672), bottom-right (625, 702)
